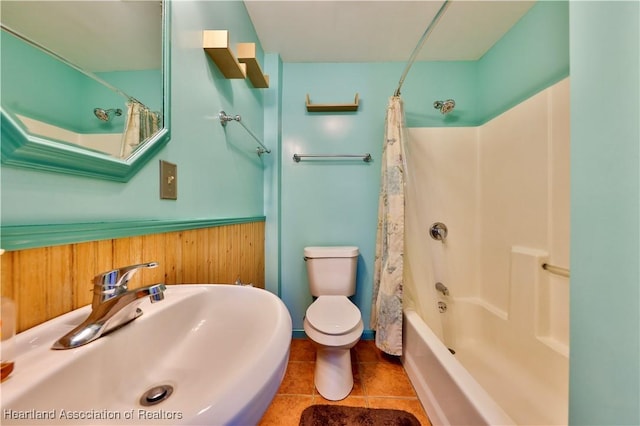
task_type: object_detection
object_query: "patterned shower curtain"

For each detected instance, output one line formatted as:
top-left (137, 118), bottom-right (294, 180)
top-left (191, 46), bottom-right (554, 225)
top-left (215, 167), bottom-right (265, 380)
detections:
top-left (120, 101), bottom-right (160, 158)
top-left (371, 96), bottom-right (406, 356)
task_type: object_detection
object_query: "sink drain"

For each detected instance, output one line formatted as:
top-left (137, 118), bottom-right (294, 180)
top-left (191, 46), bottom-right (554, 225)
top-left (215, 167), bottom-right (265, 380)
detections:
top-left (139, 384), bottom-right (174, 406)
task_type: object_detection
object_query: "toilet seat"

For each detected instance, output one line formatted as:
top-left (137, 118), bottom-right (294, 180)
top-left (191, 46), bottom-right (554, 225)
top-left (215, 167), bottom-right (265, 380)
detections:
top-left (306, 296), bottom-right (361, 335)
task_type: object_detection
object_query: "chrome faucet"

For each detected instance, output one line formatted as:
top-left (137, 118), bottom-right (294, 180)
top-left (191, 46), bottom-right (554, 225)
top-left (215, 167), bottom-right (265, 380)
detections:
top-left (429, 222), bottom-right (448, 242)
top-left (52, 262), bottom-right (166, 350)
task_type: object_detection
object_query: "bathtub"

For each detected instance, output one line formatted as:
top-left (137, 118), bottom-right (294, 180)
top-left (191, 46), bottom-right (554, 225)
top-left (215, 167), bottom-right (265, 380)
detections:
top-left (402, 308), bottom-right (514, 426)
top-left (403, 303), bottom-right (569, 426)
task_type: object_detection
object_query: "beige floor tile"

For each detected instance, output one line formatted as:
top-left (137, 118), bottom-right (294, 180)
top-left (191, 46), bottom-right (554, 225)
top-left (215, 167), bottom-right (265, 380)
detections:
top-left (278, 361), bottom-right (315, 395)
top-left (360, 362), bottom-right (416, 397)
top-left (368, 397), bottom-right (432, 426)
top-left (258, 394), bottom-right (313, 426)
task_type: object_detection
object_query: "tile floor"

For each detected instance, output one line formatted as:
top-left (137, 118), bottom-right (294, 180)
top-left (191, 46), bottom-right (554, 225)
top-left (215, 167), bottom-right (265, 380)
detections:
top-left (258, 338), bottom-right (432, 425)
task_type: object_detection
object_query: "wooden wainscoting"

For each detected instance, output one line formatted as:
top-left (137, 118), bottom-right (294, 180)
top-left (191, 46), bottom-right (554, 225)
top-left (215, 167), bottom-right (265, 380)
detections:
top-left (0, 221), bottom-right (265, 332)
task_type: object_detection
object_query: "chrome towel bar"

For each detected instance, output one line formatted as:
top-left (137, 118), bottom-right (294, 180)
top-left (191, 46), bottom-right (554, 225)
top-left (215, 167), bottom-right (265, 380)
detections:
top-left (219, 111), bottom-right (271, 156)
top-left (293, 153), bottom-right (372, 163)
top-left (542, 263), bottom-right (570, 278)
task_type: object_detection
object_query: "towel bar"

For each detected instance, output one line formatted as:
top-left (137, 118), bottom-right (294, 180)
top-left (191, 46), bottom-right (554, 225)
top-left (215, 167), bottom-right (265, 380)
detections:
top-left (293, 153), bottom-right (372, 163)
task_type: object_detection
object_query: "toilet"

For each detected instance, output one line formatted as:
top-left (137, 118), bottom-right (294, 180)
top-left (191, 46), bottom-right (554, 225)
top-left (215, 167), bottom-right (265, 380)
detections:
top-left (303, 246), bottom-right (363, 401)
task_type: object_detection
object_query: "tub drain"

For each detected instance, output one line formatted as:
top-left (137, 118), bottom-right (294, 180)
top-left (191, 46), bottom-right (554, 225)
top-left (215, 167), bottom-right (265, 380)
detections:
top-left (139, 384), bottom-right (173, 407)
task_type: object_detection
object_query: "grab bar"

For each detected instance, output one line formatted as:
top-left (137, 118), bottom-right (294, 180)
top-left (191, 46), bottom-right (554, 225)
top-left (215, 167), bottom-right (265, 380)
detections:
top-left (293, 153), bottom-right (372, 163)
top-left (219, 111), bottom-right (271, 156)
top-left (542, 263), bottom-right (570, 278)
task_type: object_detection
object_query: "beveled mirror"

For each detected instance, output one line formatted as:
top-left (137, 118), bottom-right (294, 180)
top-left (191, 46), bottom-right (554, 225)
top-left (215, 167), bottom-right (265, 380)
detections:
top-left (0, 1), bottom-right (171, 182)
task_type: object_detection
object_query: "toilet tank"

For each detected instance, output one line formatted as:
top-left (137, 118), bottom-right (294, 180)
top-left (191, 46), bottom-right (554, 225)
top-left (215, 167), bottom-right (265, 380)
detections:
top-left (304, 246), bottom-right (359, 296)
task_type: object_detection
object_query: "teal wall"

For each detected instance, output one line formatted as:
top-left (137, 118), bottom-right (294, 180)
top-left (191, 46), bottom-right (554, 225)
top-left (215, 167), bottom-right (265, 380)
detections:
top-left (278, 1), bottom-right (569, 334)
top-left (263, 53), bottom-right (283, 295)
top-left (0, 1), bottom-right (266, 226)
top-left (0, 32), bottom-right (160, 134)
top-left (477, 0), bottom-right (569, 123)
top-left (2, 31), bottom-right (88, 133)
top-left (569, 2), bottom-right (640, 424)
top-left (97, 69), bottom-right (163, 114)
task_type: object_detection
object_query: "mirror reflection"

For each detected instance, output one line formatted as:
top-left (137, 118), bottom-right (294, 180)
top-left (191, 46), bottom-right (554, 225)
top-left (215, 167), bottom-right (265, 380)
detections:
top-left (1, 1), bottom-right (163, 160)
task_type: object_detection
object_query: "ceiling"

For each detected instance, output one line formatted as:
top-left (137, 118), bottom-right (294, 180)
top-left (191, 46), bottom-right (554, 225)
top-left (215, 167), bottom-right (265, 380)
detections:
top-left (1, 1), bottom-right (535, 71)
top-left (244, 0), bottom-right (536, 62)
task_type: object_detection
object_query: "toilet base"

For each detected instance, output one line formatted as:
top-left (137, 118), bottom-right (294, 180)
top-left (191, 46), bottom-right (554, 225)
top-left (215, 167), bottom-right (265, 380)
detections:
top-left (314, 347), bottom-right (353, 401)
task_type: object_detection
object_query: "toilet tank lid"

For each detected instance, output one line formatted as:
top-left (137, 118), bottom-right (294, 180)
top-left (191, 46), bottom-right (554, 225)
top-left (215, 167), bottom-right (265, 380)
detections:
top-left (304, 246), bottom-right (359, 258)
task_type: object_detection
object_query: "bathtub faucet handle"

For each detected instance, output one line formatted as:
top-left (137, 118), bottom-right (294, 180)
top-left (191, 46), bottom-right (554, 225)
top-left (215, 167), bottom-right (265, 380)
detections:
top-left (429, 222), bottom-right (448, 242)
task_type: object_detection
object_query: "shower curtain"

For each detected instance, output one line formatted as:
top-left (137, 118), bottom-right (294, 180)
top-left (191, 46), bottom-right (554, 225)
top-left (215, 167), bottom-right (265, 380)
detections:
top-left (120, 101), bottom-right (160, 158)
top-left (371, 96), bottom-right (406, 356)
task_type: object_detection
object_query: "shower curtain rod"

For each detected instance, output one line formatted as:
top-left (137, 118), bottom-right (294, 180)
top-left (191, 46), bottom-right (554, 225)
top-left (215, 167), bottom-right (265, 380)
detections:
top-left (393, 0), bottom-right (451, 97)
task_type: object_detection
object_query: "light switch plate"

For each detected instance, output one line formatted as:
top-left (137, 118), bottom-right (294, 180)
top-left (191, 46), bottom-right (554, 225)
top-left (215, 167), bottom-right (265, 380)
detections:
top-left (159, 160), bottom-right (177, 200)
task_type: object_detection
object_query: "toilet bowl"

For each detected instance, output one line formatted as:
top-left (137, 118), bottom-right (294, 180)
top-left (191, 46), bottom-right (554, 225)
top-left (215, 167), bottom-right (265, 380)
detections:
top-left (303, 295), bottom-right (363, 400)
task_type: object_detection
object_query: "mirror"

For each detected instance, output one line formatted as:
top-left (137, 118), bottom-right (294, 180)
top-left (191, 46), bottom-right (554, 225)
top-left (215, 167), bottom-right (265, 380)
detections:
top-left (0, 1), bottom-right (171, 182)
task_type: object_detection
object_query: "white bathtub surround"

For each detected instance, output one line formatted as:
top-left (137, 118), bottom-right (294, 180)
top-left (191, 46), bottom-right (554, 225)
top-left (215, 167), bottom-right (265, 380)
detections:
top-left (371, 96), bottom-right (407, 357)
top-left (404, 78), bottom-right (570, 425)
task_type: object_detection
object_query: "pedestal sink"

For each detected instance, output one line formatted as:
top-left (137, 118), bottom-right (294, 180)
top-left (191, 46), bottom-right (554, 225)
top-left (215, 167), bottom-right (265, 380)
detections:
top-left (1, 285), bottom-right (292, 425)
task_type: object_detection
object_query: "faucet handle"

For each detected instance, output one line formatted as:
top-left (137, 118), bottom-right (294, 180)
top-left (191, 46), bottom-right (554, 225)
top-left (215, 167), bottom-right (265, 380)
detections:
top-left (94, 262), bottom-right (159, 294)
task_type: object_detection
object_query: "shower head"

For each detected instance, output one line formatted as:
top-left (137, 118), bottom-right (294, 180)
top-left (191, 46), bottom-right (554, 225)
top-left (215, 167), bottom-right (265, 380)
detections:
top-left (94, 107), bottom-right (122, 122)
top-left (433, 99), bottom-right (455, 114)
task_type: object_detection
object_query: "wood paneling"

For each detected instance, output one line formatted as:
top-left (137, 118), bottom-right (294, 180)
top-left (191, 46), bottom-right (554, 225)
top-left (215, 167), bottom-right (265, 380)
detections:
top-left (0, 221), bottom-right (265, 333)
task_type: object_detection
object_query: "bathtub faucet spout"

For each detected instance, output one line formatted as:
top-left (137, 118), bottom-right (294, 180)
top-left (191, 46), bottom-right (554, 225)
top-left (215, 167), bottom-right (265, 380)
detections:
top-left (435, 282), bottom-right (449, 296)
